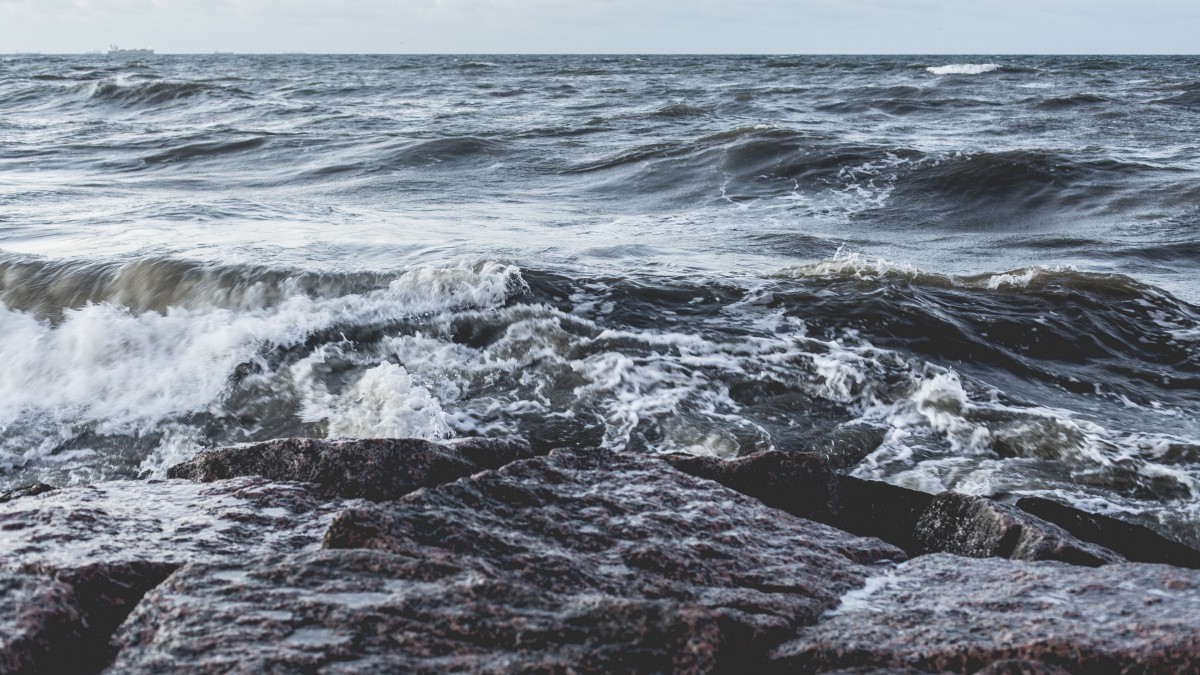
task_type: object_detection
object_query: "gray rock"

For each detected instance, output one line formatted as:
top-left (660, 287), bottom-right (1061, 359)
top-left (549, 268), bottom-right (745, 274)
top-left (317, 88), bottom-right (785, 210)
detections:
top-left (109, 549), bottom-right (726, 674)
top-left (167, 437), bottom-right (534, 501)
top-left (111, 446), bottom-right (904, 672)
top-left (0, 572), bottom-right (84, 675)
top-left (769, 554), bottom-right (1200, 673)
top-left (0, 476), bottom-right (362, 674)
top-left (912, 492), bottom-right (1123, 565)
top-left (0, 482), bottom-right (56, 504)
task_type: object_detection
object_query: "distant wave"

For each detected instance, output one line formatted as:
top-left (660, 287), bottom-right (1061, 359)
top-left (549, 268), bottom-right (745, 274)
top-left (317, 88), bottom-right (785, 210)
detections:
top-left (926, 63), bottom-right (1000, 75)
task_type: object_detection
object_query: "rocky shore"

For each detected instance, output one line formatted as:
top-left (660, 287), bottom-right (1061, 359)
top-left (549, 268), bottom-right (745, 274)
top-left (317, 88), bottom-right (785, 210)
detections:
top-left (3, 438), bottom-right (1200, 674)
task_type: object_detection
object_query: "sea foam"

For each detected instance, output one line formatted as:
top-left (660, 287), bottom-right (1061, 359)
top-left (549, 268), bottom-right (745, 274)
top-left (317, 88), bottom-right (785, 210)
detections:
top-left (926, 63), bottom-right (1000, 75)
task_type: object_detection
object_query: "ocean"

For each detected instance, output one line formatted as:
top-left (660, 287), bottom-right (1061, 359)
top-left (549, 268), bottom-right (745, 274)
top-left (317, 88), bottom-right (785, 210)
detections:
top-left (1, 54), bottom-right (1197, 545)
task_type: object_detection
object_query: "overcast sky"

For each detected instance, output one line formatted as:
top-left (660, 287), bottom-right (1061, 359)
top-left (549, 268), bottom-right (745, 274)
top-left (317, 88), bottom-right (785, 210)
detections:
top-left (1, 0), bottom-right (1196, 54)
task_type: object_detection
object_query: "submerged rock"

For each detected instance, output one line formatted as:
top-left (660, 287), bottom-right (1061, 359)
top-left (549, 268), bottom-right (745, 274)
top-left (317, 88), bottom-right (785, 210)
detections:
top-left (1018, 496), bottom-right (1200, 569)
top-left (167, 437), bottom-right (534, 501)
top-left (112, 446), bottom-right (904, 671)
top-left (770, 553), bottom-right (1200, 673)
top-left (913, 492), bottom-right (1123, 565)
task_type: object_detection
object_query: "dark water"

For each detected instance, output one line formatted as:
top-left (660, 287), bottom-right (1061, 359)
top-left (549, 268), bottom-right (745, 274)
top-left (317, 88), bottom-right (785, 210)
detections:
top-left (1, 54), bottom-right (1198, 544)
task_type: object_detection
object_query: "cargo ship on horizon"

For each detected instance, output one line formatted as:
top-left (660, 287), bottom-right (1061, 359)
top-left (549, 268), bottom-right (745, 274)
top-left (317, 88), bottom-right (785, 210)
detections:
top-left (108, 45), bottom-right (154, 56)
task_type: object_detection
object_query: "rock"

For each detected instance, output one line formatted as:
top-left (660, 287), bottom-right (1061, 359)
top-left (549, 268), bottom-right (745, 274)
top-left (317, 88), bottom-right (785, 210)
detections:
top-left (1017, 496), bottom-right (1200, 570)
top-left (662, 450), bottom-right (841, 522)
top-left (167, 437), bottom-right (535, 501)
top-left (0, 482), bottom-right (55, 504)
top-left (109, 549), bottom-right (726, 674)
top-left (0, 476), bottom-right (361, 674)
top-left (817, 422), bottom-right (889, 471)
top-left (912, 492), bottom-right (1123, 565)
top-left (769, 554), bottom-right (1200, 673)
top-left (0, 572), bottom-right (85, 675)
top-left (112, 446), bottom-right (904, 672)
top-left (835, 475), bottom-right (935, 556)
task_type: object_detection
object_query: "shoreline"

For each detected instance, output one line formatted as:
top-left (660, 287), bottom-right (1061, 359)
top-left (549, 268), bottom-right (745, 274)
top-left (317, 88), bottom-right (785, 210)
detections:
top-left (4, 436), bottom-right (1200, 673)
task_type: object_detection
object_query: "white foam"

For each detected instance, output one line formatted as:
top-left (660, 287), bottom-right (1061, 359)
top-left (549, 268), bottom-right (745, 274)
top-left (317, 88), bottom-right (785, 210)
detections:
top-left (0, 260), bottom-right (518, 472)
top-left (926, 63), bottom-right (1001, 75)
top-left (294, 360), bottom-right (451, 440)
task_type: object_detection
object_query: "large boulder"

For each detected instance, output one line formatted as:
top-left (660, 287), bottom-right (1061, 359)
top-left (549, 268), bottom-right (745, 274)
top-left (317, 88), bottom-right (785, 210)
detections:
top-left (167, 437), bottom-right (534, 501)
top-left (109, 446), bottom-right (905, 672)
top-left (0, 476), bottom-right (362, 674)
top-left (769, 554), bottom-right (1200, 673)
top-left (109, 549), bottom-right (726, 674)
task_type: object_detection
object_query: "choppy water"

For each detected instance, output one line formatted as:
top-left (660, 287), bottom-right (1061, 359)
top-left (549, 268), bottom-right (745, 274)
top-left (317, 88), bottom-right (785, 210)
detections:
top-left (2, 54), bottom-right (1198, 545)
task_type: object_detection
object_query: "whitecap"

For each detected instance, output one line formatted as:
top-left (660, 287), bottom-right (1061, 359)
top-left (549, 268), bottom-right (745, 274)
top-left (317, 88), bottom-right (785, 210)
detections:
top-left (926, 63), bottom-right (1001, 75)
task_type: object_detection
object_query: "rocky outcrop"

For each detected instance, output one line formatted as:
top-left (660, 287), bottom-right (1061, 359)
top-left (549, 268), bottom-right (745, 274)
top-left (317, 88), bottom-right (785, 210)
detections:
top-left (913, 492), bottom-right (1123, 566)
top-left (166, 437), bottom-right (534, 501)
top-left (109, 549), bottom-right (728, 674)
top-left (1018, 496), bottom-right (1200, 569)
top-left (0, 482), bottom-right (55, 504)
top-left (7, 438), bottom-right (1200, 673)
top-left (110, 446), bottom-right (905, 672)
top-left (769, 553), bottom-right (1200, 673)
top-left (0, 476), bottom-right (364, 674)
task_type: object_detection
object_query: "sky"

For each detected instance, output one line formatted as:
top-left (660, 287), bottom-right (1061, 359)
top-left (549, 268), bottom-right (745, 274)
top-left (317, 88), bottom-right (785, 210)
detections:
top-left (0, 0), bottom-right (1197, 54)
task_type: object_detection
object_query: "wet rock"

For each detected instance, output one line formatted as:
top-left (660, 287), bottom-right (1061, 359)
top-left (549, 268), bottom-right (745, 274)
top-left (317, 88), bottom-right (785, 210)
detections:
top-left (975, 660), bottom-right (1072, 675)
top-left (0, 477), bottom-right (356, 571)
top-left (109, 549), bottom-right (726, 674)
top-left (1017, 496), bottom-right (1200, 569)
top-left (0, 572), bottom-right (85, 675)
top-left (167, 436), bottom-right (535, 501)
top-left (835, 475), bottom-right (935, 555)
top-left (817, 422), bottom-right (889, 471)
top-left (324, 446), bottom-right (904, 657)
top-left (115, 446), bottom-right (902, 671)
top-left (912, 492), bottom-right (1123, 565)
top-left (0, 482), bottom-right (55, 504)
top-left (662, 450), bottom-right (841, 522)
top-left (0, 477), bottom-right (360, 674)
top-left (769, 554), bottom-right (1200, 673)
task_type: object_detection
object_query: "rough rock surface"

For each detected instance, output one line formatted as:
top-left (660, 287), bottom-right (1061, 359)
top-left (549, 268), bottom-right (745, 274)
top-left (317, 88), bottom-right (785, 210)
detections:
top-left (111, 446), bottom-right (905, 672)
top-left (109, 549), bottom-right (727, 674)
top-left (0, 572), bottom-right (84, 675)
top-left (0, 476), bottom-right (363, 674)
top-left (663, 450), bottom-right (840, 522)
top-left (167, 437), bottom-right (534, 501)
top-left (769, 553), bottom-right (1200, 673)
top-left (0, 482), bottom-right (56, 504)
top-left (1018, 496), bottom-right (1200, 569)
top-left (912, 492), bottom-right (1123, 565)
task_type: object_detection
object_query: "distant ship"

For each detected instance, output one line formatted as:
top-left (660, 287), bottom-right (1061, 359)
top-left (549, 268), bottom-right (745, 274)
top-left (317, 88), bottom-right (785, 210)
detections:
top-left (108, 45), bottom-right (154, 56)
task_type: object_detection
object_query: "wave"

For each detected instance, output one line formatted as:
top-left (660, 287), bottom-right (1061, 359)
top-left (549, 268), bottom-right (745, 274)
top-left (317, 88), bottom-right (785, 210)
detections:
top-left (76, 77), bottom-right (249, 107)
top-left (142, 136), bottom-right (270, 165)
top-left (926, 63), bottom-right (1000, 75)
top-left (1, 252), bottom-right (1198, 546)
